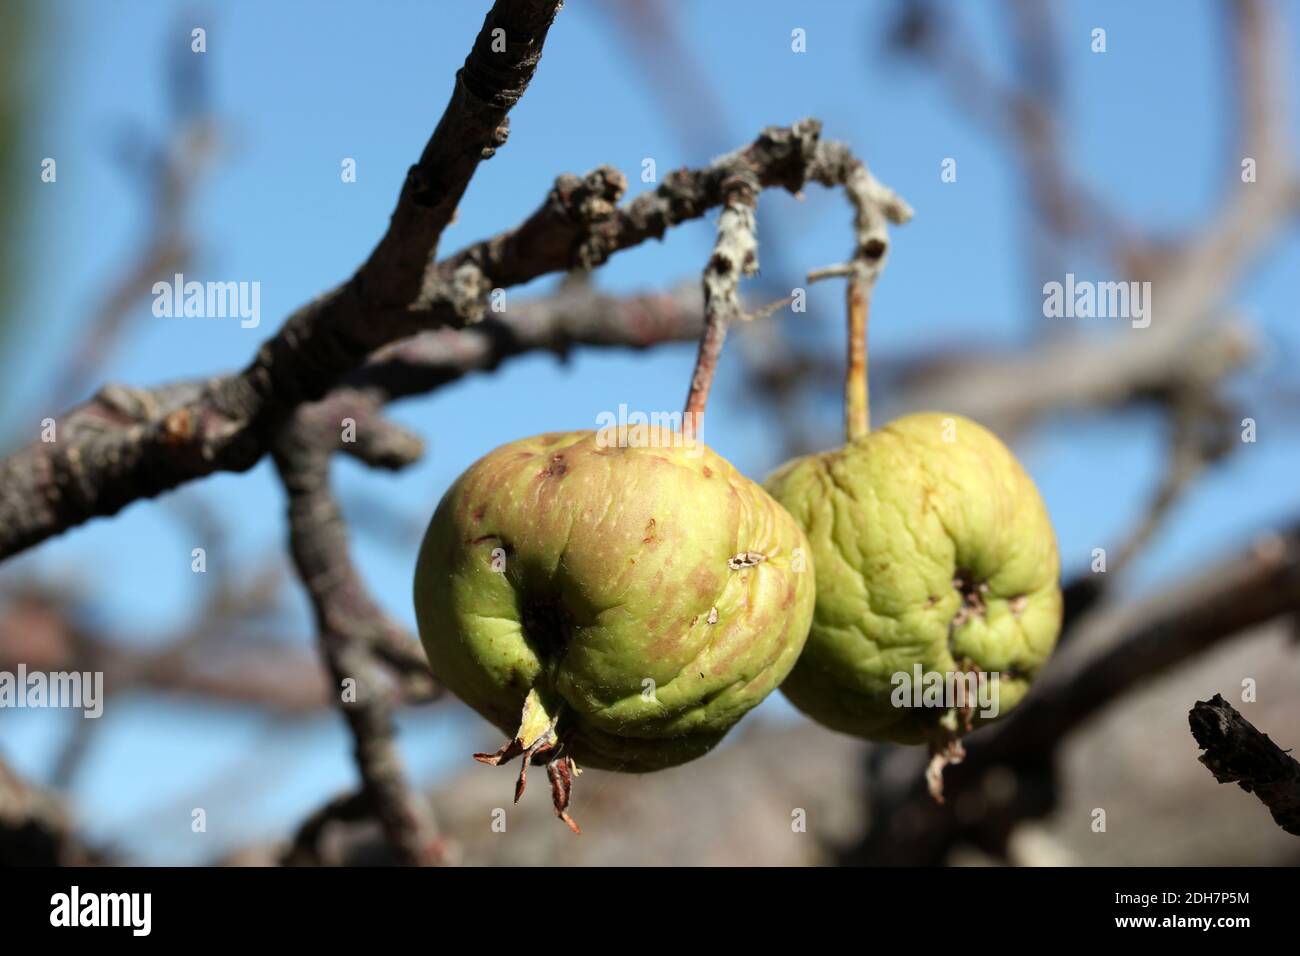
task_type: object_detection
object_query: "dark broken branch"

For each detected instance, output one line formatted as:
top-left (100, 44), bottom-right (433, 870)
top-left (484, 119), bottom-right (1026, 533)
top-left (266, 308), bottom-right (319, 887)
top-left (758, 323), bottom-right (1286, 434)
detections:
top-left (1190, 693), bottom-right (1300, 836)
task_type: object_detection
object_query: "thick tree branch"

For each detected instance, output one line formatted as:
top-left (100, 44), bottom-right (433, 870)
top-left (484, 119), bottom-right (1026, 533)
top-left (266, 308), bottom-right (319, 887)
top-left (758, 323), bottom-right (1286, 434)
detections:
top-left (297, 283), bottom-right (707, 482)
top-left (0, 0), bottom-right (563, 562)
top-left (355, 0), bottom-right (562, 309)
top-left (0, 118), bottom-right (879, 561)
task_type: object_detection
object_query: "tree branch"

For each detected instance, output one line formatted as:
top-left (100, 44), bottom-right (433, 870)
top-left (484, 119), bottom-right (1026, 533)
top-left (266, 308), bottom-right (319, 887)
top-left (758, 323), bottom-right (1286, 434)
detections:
top-left (355, 0), bottom-right (562, 309)
top-left (0, 118), bottom-right (883, 562)
top-left (0, 754), bottom-right (96, 865)
top-left (1190, 693), bottom-right (1300, 836)
top-left (347, 283), bottom-right (705, 404)
top-left (274, 428), bottom-right (443, 866)
top-left (683, 179), bottom-right (759, 421)
top-left (0, 0), bottom-right (563, 562)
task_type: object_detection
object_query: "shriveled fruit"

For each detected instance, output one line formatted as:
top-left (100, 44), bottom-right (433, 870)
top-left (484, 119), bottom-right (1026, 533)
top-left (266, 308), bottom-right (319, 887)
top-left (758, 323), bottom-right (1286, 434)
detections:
top-left (764, 412), bottom-right (1061, 752)
top-left (414, 427), bottom-right (815, 830)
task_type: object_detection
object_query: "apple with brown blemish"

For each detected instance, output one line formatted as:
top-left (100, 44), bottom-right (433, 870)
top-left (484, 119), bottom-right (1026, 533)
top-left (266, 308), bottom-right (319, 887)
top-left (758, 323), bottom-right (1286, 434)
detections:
top-left (413, 427), bottom-right (815, 831)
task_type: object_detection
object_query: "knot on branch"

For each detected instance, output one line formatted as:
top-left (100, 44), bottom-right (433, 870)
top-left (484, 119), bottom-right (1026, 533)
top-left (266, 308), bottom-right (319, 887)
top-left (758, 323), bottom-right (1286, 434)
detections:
top-left (404, 163), bottom-right (440, 208)
top-left (719, 170), bottom-right (760, 211)
top-left (709, 200), bottom-right (759, 282)
top-left (547, 166), bottom-right (628, 271)
top-left (449, 262), bottom-right (492, 324)
top-left (549, 166), bottom-right (627, 226)
top-left (94, 383), bottom-right (163, 423)
top-left (481, 118), bottom-right (510, 159)
top-left (753, 117), bottom-right (825, 194)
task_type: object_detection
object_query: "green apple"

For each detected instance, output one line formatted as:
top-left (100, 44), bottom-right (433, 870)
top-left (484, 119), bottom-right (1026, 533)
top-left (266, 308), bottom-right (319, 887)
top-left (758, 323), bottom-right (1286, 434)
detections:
top-left (414, 427), bottom-right (815, 828)
top-left (764, 412), bottom-right (1061, 746)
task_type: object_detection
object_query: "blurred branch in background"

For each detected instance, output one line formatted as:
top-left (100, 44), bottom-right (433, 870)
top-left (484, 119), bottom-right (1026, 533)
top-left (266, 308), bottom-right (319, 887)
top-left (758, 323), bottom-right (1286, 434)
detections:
top-left (42, 11), bottom-right (220, 414)
top-left (0, 752), bottom-right (98, 866)
top-left (274, 419), bottom-right (444, 866)
top-left (885, 0), bottom-right (1300, 437)
top-left (0, 559), bottom-right (332, 798)
top-left (889, 0), bottom-right (1129, 308)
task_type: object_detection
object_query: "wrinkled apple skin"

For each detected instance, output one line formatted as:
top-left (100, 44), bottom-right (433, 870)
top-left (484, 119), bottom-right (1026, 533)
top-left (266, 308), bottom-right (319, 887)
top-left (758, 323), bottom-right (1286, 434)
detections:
top-left (414, 428), bottom-right (816, 772)
top-left (764, 412), bottom-right (1061, 744)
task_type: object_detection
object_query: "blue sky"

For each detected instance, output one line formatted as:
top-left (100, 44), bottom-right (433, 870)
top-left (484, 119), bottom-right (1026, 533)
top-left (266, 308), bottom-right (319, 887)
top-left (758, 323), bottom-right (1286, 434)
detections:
top-left (1, 0), bottom-right (1297, 862)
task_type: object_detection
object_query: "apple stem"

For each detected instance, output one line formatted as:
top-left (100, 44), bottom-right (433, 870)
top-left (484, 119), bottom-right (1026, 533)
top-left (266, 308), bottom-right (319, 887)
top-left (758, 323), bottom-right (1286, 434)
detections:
top-left (807, 157), bottom-right (913, 442)
top-left (683, 309), bottom-right (729, 423)
top-left (845, 275), bottom-right (871, 441)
